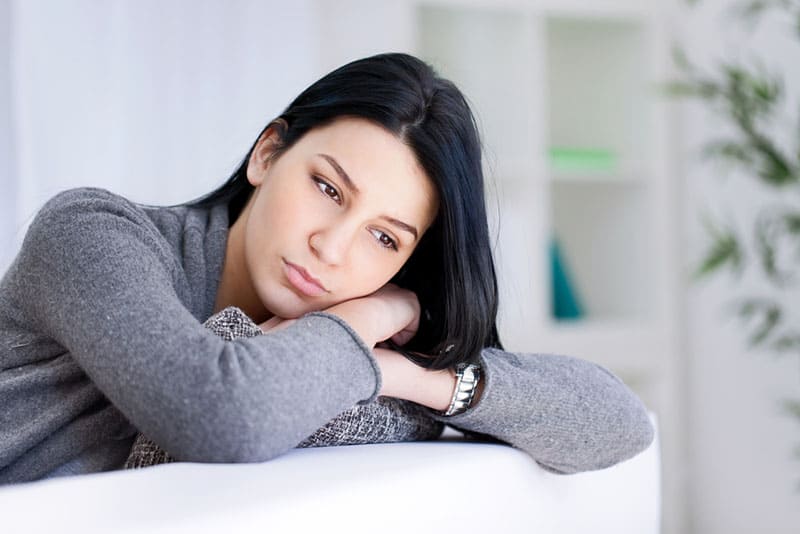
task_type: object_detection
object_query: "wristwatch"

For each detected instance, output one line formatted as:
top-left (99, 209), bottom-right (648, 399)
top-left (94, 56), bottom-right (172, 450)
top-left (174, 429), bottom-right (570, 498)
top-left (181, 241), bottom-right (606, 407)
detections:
top-left (441, 362), bottom-right (481, 417)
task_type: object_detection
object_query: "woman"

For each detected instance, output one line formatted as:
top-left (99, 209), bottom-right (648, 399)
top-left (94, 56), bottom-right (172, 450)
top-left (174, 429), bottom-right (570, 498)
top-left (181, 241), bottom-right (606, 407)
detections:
top-left (0, 53), bottom-right (653, 485)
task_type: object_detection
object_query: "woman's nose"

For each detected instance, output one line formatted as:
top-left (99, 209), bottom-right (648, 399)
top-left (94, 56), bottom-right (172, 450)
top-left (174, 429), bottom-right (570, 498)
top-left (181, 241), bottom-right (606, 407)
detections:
top-left (309, 224), bottom-right (357, 266)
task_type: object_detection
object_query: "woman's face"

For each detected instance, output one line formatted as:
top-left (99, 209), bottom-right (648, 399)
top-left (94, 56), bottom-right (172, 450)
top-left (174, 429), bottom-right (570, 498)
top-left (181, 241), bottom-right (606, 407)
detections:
top-left (240, 116), bottom-right (439, 320)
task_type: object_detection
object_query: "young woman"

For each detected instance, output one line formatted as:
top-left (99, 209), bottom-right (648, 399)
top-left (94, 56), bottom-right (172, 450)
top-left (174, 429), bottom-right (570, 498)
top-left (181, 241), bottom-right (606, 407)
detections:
top-left (0, 53), bottom-right (653, 485)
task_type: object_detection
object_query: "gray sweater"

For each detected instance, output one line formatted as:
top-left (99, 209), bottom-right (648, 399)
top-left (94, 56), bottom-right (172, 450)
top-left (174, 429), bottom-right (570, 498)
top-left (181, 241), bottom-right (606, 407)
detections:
top-left (123, 305), bottom-right (446, 469)
top-left (0, 187), bottom-right (654, 485)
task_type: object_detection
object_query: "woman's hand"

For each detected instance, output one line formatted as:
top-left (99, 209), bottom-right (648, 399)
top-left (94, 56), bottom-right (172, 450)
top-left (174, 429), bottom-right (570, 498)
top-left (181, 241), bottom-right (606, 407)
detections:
top-left (323, 283), bottom-right (420, 348)
top-left (364, 283), bottom-right (420, 346)
top-left (259, 283), bottom-right (419, 348)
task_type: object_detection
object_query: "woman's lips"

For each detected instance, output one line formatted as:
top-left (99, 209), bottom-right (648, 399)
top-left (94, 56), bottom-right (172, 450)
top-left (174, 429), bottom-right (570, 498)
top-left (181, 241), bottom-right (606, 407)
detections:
top-left (283, 260), bottom-right (328, 297)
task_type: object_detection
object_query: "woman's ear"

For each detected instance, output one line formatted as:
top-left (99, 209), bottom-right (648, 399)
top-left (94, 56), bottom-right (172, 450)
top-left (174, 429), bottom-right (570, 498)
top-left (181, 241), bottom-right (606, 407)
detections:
top-left (247, 118), bottom-right (288, 187)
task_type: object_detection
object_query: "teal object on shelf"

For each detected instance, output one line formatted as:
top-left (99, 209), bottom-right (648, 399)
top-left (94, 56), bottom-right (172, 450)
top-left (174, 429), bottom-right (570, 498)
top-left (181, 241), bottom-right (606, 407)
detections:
top-left (550, 236), bottom-right (584, 320)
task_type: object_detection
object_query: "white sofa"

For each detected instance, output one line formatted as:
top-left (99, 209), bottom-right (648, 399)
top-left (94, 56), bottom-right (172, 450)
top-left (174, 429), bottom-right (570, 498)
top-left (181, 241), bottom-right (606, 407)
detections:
top-left (0, 413), bottom-right (660, 534)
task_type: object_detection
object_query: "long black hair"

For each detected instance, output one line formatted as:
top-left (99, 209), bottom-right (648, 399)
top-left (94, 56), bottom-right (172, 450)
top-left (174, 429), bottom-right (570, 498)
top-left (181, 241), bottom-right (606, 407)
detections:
top-left (189, 52), bottom-right (503, 369)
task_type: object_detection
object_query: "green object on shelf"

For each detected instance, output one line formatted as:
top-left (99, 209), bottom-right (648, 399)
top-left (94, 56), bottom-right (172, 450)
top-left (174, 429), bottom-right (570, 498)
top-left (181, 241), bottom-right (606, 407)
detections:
top-left (550, 236), bottom-right (584, 320)
top-left (549, 147), bottom-right (617, 173)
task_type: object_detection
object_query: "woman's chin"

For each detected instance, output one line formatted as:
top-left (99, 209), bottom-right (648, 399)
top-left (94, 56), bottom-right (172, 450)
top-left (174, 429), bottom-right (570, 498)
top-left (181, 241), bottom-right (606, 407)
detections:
top-left (261, 282), bottom-right (357, 320)
top-left (262, 295), bottom-right (329, 320)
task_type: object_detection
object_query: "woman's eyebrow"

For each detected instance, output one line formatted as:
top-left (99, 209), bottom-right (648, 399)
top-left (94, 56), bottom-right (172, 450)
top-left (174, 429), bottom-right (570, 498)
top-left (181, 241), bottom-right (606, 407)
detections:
top-left (317, 152), bottom-right (419, 241)
top-left (318, 153), bottom-right (360, 194)
top-left (380, 215), bottom-right (418, 241)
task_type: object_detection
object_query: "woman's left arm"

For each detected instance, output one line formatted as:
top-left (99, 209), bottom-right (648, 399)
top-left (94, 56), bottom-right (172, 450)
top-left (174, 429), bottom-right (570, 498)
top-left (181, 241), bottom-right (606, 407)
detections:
top-left (374, 347), bottom-right (654, 475)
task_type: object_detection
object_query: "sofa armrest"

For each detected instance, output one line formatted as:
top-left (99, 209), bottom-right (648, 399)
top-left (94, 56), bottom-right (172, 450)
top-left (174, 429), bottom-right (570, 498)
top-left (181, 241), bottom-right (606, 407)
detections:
top-left (0, 413), bottom-right (660, 534)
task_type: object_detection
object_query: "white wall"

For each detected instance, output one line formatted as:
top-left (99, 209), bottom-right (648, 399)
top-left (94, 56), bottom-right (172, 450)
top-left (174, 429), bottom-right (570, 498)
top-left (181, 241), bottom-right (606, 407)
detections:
top-left (1, 0), bottom-right (322, 274)
top-left (679, 1), bottom-right (800, 532)
top-left (0, 0), bottom-right (16, 275)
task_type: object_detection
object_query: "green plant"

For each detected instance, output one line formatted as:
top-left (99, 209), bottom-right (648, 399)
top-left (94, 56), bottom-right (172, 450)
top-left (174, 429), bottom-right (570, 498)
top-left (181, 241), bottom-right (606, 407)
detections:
top-left (667, 0), bottom-right (800, 484)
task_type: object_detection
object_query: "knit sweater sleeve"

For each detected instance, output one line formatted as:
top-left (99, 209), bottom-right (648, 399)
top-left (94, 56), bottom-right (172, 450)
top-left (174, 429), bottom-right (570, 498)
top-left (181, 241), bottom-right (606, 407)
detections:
top-left (426, 347), bottom-right (655, 474)
top-left (10, 189), bottom-right (382, 464)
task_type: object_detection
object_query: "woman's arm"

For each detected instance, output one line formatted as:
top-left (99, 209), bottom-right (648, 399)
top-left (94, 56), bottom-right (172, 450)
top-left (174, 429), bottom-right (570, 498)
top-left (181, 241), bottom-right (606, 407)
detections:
top-left (445, 348), bottom-right (655, 474)
top-left (291, 281), bottom-right (653, 474)
top-left (10, 188), bottom-right (383, 465)
top-left (371, 347), bottom-right (460, 412)
top-left (371, 346), bottom-right (654, 475)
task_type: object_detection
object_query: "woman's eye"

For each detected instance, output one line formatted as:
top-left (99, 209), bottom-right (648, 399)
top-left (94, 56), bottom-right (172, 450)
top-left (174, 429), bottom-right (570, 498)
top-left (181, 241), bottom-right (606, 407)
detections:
top-left (370, 229), bottom-right (398, 251)
top-left (313, 177), bottom-right (341, 203)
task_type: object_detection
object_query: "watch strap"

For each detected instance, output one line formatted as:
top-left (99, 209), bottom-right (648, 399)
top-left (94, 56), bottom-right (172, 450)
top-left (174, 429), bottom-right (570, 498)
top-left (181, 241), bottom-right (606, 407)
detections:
top-left (441, 362), bottom-right (481, 417)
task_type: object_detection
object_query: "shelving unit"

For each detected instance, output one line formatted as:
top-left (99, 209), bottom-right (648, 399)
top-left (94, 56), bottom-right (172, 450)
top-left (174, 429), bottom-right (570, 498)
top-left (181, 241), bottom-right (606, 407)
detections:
top-left (413, 1), bottom-right (669, 374)
top-left (544, 13), bottom-right (655, 329)
top-left (313, 1), bottom-right (682, 531)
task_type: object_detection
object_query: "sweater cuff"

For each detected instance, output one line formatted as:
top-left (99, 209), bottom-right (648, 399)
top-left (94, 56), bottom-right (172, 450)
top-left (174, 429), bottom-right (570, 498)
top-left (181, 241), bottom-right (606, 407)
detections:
top-left (303, 311), bottom-right (383, 405)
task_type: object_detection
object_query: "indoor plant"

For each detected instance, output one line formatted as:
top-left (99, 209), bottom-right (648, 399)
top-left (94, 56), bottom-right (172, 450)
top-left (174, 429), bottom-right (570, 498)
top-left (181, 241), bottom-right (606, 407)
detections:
top-left (668, 0), bottom-right (800, 479)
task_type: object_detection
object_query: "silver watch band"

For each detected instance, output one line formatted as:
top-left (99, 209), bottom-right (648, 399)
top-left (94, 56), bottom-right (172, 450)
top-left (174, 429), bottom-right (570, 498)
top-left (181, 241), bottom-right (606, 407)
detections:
top-left (441, 362), bottom-right (481, 417)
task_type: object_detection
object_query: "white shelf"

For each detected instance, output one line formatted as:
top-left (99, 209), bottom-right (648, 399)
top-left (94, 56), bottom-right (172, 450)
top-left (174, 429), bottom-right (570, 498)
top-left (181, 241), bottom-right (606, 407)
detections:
top-left (312, 3), bottom-right (681, 530)
top-left (411, 0), bottom-right (653, 17)
top-left (549, 169), bottom-right (649, 185)
top-left (486, 162), bottom-right (652, 185)
top-left (545, 16), bottom-right (650, 171)
top-left (309, 5), bottom-right (679, 528)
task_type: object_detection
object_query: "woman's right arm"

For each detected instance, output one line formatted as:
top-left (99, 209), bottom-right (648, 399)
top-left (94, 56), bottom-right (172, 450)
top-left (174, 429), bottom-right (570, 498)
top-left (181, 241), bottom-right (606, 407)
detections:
top-left (10, 189), bottom-right (383, 464)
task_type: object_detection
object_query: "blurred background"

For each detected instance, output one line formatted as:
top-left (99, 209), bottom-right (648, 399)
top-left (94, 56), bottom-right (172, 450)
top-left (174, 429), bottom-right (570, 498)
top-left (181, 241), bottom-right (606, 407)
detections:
top-left (1, 1), bottom-right (798, 532)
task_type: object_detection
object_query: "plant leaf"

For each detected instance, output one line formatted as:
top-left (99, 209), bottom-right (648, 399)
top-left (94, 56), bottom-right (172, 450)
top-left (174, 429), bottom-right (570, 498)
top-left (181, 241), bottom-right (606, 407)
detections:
top-left (753, 208), bottom-right (800, 284)
top-left (693, 211), bottom-right (745, 279)
top-left (750, 302), bottom-right (782, 346)
top-left (783, 398), bottom-right (800, 420)
top-left (752, 136), bottom-right (797, 186)
top-left (715, 60), bottom-right (798, 186)
top-left (728, 297), bottom-right (782, 347)
top-left (783, 211), bottom-right (800, 235)
top-left (702, 139), bottom-right (758, 169)
top-left (755, 211), bottom-right (781, 282)
top-left (671, 45), bottom-right (692, 72)
top-left (771, 332), bottom-right (800, 353)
